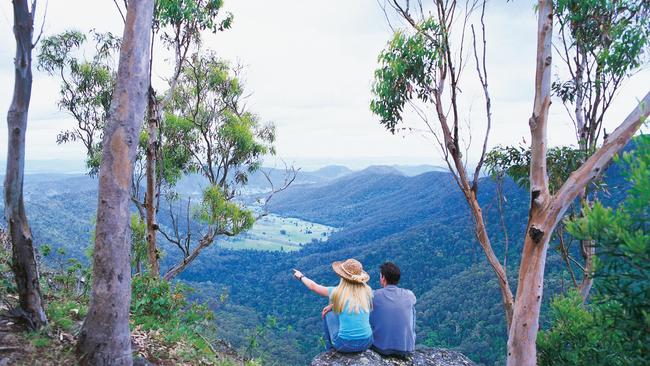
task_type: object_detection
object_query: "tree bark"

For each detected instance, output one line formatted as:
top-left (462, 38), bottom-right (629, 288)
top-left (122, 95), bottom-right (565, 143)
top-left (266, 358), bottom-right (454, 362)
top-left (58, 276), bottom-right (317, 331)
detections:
top-left (574, 47), bottom-right (595, 302)
top-left (76, 1), bottom-right (154, 365)
top-left (507, 1), bottom-right (553, 365)
top-left (4, 0), bottom-right (47, 330)
top-left (145, 89), bottom-right (160, 276)
top-left (467, 193), bottom-right (514, 328)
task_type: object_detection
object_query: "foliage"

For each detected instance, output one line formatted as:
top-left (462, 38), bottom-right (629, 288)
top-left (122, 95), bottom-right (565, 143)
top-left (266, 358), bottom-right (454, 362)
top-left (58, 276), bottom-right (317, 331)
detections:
top-left (128, 274), bottom-right (258, 364)
top-left (195, 185), bottom-right (255, 234)
top-left (155, 51), bottom-right (280, 278)
top-left (0, 229), bottom-right (16, 300)
top-left (537, 291), bottom-right (616, 365)
top-left (538, 134), bottom-right (650, 365)
top-left (131, 214), bottom-right (148, 272)
top-left (485, 145), bottom-right (588, 194)
top-left (131, 273), bottom-right (193, 321)
top-left (370, 18), bottom-right (441, 133)
top-left (159, 113), bottom-right (196, 187)
top-left (37, 30), bottom-right (120, 175)
top-left (46, 298), bottom-right (87, 332)
top-left (5, 250), bottom-right (250, 365)
top-left (244, 315), bottom-right (278, 361)
top-left (155, 0), bottom-right (233, 42)
top-left (41, 245), bottom-right (91, 300)
top-left (552, 0), bottom-right (650, 148)
top-left (169, 51), bottom-right (276, 190)
top-left (553, 0), bottom-right (650, 94)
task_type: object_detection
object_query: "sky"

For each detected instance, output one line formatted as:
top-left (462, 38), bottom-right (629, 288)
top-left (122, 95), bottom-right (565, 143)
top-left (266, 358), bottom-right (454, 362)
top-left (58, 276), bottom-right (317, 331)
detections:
top-left (0, 0), bottom-right (648, 171)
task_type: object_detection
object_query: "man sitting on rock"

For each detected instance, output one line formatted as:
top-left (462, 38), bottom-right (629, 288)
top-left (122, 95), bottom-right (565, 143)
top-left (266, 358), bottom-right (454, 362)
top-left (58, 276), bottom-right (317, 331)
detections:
top-left (370, 262), bottom-right (416, 357)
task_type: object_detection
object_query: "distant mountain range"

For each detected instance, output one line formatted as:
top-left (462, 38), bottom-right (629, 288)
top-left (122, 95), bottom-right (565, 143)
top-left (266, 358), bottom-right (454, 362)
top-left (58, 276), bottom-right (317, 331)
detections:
top-left (0, 163), bottom-right (450, 260)
top-left (1, 161), bottom-right (445, 179)
top-left (0, 160), bottom-right (87, 174)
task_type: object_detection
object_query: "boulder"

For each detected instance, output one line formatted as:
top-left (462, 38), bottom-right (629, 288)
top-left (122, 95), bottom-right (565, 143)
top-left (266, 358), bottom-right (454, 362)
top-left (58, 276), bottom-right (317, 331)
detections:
top-left (311, 347), bottom-right (475, 366)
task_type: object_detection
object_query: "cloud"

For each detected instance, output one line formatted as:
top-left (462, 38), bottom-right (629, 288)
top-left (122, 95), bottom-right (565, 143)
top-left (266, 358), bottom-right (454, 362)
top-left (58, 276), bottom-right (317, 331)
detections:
top-left (0, 0), bottom-right (647, 168)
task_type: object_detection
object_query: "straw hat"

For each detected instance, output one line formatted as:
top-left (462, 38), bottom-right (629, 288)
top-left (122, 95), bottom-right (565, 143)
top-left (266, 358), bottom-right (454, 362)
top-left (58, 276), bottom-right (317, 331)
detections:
top-left (332, 258), bottom-right (370, 284)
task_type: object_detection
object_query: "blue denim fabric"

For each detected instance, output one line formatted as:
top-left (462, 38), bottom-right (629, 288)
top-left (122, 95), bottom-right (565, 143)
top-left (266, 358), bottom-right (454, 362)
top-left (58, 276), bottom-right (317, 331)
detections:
top-left (323, 312), bottom-right (373, 353)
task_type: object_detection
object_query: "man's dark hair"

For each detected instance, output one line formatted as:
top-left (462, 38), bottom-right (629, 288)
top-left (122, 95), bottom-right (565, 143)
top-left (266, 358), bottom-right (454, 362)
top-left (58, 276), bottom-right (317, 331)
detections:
top-left (380, 262), bottom-right (400, 285)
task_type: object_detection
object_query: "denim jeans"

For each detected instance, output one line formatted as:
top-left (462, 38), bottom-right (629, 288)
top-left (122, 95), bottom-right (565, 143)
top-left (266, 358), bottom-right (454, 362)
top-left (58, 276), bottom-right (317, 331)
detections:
top-left (323, 311), bottom-right (373, 353)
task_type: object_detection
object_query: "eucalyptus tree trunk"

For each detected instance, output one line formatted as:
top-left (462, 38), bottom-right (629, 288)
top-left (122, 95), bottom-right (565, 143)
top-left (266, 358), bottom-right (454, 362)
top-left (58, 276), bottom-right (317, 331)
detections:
top-left (145, 90), bottom-right (160, 276)
top-left (76, 0), bottom-right (155, 364)
top-left (573, 47), bottom-right (595, 302)
top-left (507, 1), bottom-right (650, 363)
top-left (4, 0), bottom-right (47, 330)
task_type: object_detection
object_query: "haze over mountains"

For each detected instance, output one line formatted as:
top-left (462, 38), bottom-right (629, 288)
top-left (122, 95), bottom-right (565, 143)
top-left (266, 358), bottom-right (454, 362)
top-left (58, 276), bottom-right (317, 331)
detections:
top-left (2, 160), bottom-right (447, 177)
top-left (0, 163), bottom-right (448, 260)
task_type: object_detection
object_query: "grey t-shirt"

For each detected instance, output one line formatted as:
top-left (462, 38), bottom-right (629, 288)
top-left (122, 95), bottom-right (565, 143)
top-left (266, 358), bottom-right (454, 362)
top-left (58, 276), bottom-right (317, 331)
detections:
top-left (370, 285), bottom-right (417, 353)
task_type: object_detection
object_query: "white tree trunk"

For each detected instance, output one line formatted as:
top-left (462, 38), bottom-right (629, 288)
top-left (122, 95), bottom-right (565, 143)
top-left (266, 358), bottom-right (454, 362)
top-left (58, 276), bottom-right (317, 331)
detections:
top-left (4, 0), bottom-right (48, 330)
top-left (76, 1), bottom-right (155, 364)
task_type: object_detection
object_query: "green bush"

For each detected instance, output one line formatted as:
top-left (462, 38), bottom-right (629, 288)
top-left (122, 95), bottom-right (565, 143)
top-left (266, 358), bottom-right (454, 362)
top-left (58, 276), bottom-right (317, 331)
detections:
top-left (537, 291), bottom-right (620, 365)
top-left (131, 273), bottom-right (183, 320)
top-left (130, 273), bottom-right (223, 361)
top-left (46, 299), bottom-right (87, 332)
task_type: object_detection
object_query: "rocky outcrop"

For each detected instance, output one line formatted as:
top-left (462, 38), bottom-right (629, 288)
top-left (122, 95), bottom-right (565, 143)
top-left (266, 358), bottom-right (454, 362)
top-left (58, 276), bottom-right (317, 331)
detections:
top-left (311, 347), bottom-right (475, 366)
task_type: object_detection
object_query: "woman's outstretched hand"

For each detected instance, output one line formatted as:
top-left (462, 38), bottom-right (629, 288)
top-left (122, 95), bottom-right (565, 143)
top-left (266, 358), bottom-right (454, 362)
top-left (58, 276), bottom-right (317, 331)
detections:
top-left (293, 269), bottom-right (329, 297)
top-left (292, 269), bottom-right (304, 280)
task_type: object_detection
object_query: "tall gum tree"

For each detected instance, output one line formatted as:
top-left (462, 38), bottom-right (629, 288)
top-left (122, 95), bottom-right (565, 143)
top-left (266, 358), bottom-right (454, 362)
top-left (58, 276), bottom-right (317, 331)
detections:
top-left (507, 0), bottom-right (650, 364)
top-left (140, 0), bottom-right (233, 277)
top-left (76, 0), bottom-right (154, 364)
top-left (4, 0), bottom-right (47, 330)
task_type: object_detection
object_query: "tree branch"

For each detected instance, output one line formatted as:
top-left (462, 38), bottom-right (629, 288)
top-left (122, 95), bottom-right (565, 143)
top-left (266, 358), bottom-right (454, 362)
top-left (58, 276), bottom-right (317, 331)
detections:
top-left (547, 91), bottom-right (650, 229)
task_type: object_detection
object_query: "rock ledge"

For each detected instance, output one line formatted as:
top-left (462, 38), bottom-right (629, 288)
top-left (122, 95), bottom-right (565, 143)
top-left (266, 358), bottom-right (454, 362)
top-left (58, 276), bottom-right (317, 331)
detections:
top-left (311, 347), bottom-right (475, 366)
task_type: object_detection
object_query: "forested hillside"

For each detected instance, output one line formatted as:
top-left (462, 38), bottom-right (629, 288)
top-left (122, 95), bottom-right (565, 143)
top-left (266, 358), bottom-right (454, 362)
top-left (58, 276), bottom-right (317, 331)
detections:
top-left (178, 170), bottom-right (538, 365)
top-left (0, 156), bottom-right (634, 365)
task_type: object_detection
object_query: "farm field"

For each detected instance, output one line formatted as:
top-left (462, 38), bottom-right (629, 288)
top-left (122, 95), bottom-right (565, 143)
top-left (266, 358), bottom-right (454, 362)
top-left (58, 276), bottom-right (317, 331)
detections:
top-left (219, 214), bottom-right (336, 251)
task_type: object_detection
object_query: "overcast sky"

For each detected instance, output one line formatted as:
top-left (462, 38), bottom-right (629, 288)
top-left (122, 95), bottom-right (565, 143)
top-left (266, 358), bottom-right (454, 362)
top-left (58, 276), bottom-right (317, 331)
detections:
top-left (0, 0), bottom-right (648, 170)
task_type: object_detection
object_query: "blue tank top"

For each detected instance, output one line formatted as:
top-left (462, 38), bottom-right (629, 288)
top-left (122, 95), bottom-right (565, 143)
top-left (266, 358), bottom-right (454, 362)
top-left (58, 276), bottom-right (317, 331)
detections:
top-left (327, 286), bottom-right (373, 340)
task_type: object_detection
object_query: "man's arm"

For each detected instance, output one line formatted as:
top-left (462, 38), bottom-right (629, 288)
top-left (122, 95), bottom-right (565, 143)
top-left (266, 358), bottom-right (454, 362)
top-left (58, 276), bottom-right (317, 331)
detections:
top-left (411, 292), bottom-right (417, 341)
top-left (370, 295), bottom-right (378, 330)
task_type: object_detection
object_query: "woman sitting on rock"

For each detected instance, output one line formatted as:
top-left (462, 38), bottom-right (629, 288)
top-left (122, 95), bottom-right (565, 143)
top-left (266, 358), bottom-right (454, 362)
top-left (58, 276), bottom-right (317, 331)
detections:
top-left (293, 258), bottom-right (373, 353)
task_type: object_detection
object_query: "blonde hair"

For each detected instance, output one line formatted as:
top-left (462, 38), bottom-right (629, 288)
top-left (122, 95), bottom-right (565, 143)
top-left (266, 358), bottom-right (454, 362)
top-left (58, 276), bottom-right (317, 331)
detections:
top-left (331, 278), bottom-right (372, 314)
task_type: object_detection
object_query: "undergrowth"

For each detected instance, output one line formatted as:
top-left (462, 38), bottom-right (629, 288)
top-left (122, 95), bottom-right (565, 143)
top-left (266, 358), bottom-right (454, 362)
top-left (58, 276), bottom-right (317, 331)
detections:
top-left (0, 232), bottom-right (259, 366)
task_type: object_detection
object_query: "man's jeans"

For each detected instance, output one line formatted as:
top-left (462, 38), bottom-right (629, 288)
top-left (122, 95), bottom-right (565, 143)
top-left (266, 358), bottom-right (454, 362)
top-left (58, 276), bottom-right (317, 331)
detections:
top-left (323, 311), bottom-right (373, 353)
